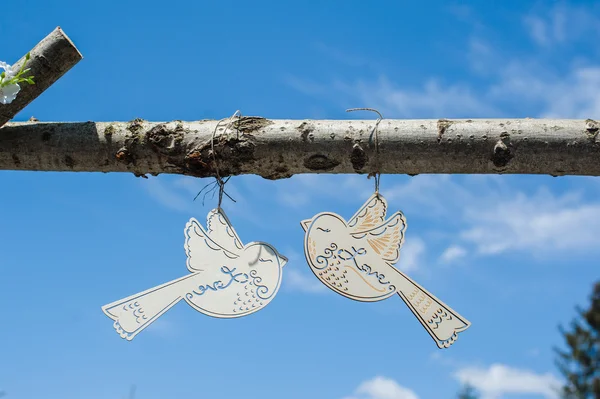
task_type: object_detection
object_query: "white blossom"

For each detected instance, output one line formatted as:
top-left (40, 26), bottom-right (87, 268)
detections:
top-left (0, 83), bottom-right (20, 104)
top-left (0, 61), bottom-right (17, 81)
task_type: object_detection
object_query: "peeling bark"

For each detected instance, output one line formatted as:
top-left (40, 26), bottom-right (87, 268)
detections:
top-left (0, 27), bottom-right (83, 127)
top-left (1, 118), bottom-right (600, 179)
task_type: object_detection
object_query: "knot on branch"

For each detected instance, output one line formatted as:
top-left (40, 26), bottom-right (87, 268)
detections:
top-left (585, 119), bottom-right (600, 142)
top-left (184, 136), bottom-right (256, 177)
top-left (491, 132), bottom-right (514, 168)
top-left (350, 143), bottom-right (368, 171)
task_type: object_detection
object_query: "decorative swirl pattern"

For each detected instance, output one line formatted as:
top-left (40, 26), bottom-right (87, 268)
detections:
top-left (185, 266), bottom-right (249, 300)
top-left (315, 243), bottom-right (338, 269)
top-left (250, 269), bottom-right (272, 300)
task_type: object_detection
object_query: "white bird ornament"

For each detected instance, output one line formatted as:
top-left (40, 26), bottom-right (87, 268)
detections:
top-left (301, 193), bottom-right (470, 348)
top-left (102, 208), bottom-right (287, 341)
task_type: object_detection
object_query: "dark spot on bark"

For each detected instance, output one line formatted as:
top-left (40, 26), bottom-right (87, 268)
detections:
top-left (263, 164), bottom-right (293, 180)
top-left (184, 135), bottom-right (256, 177)
top-left (585, 119), bottom-right (599, 142)
top-left (116, 147), bottom-right (133, 164)
top-left (12, 154), bottom-right (20, 166)
top-left (304, 154), bottom-right (340, 171)
top-left (230, 117), bottom-right (273, 134)
top-left (41, 131), bottom-right (51, 141)
top-left (127, 118), bottom-right (145, 133)
top-left (133, 172), bottom-right (148, 178)
top-left (65, 155), bottom-right (75, 168)
top-left (437, 119), bottom-right (453, 142)
top-left (297, 121), bottom-right (315, 142)
top-left (146, 124), bottom-right (184, 156)
top-left (350, 143), bottom-right (367, 171)
top-left (104, 125), bottom-right (116, 137)
top-left (491, 132), bottom-right (514, 168)
top-left (185, 150), bottom-right (210, 171)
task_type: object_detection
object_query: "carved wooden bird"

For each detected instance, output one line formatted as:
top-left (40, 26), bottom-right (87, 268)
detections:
top-left (301, 193), bottom-right (470, 348)
top-left (102, 209), bottom-right (287, 341)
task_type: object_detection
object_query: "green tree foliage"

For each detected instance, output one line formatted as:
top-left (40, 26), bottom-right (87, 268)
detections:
top-left (456, 383), bottom-right (480, 399)
top-left (554, 281), bottom-right (600, 398)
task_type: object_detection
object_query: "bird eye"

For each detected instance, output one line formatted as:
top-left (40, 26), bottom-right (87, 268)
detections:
top-left (317, 227), bottom-right (331, 233)
top-left (258, 258), bottom-right (273, 263)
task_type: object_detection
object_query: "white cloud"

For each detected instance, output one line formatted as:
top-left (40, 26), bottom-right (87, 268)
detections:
top-left (383, 175), bottom-right (600, 259)
top-left (460, 190), bottom-right (600, 256)
top-left (353, 76), bottom-right (500, 118)
top-left (343, 376), bottom-right (419, 399)
top-left (398, 237), bottom-right (425, 273)
top-left (285, 268), bottom-right (328, 294)
top-left (454, 364), bottom-right (562, 399)
top-left (142, 176), bottom-right (197, 213)
top-left (281, 247), bottom-right (328, 294)
top-left (523, 4), bottom-right (600, 47)
top-left (439, 245), bottom-right (467, 264)
top-left (287, 4), bottom-right (600, 120)
top-left (489, 62), bottom-right (600, 119)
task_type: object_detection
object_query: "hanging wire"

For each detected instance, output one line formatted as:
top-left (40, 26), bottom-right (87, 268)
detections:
top-left (194, 110), bottom-right (242, 209)
top-left (346, 107), bottom-right (384, 195)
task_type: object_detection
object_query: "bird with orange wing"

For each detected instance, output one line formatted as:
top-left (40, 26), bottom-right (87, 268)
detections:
top-left (301, 193), bottom-right (470, 348)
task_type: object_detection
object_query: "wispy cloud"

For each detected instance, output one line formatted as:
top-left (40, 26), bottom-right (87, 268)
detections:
top-left (286, 4), bottom-right (600, 120)
top-left (142, 176), bottom-right (198, 213)
top-left (342, 376), bottom-right (419, 399)
top-left (398, 237), bottom-right (425, 273)
top-left (454, 363), bottom-right (562, 399)
top-left (523, 3), bottom-right (600, 47)
top-left (384, 174), bottom-right (600, 260)
top-left (285, 74), bottom-right (501, 119)
top-left (460, 189), bottom-right (600, 256)
top-left (281, 247), bottom-right (327, 294)
top-left (439, 245), bottom-right (467, 264)
top-left (142, 175), bottom-right (267, 228)
top-left (285, 269), bottom-right (328, 294)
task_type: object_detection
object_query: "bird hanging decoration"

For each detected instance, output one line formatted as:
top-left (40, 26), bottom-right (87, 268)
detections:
top-left (102, 208), bottom-right (288, 341)
top-left (300, 193), bottom-right (471, 349)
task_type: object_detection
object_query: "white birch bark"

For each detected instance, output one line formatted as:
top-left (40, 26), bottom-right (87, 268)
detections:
top-left (1, 118), bottom-right (598, 179)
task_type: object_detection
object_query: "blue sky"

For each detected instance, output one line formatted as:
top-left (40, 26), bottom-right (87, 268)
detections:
top-left (1, 1), bottom-right (600, 398)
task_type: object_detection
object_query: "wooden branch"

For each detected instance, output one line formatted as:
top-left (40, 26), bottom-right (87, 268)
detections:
top-left (1, 118), bottom-right (600, 179)
top-left (0, 27), bottom-right (83, 127)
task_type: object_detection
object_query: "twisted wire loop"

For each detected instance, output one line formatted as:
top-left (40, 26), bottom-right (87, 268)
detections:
top-left (194, 110), bottom-right (242, 208)
top-left (346, 107), bottom-right (384, 196)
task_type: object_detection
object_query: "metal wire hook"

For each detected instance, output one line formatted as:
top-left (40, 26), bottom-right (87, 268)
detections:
top-left (346, 107), bottom-right (384, 195)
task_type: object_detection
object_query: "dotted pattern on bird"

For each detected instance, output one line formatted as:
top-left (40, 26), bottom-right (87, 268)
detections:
top-left (232, 280), bottom-right (264, 313)
top-left (317, 255), bottom-right (350, 292)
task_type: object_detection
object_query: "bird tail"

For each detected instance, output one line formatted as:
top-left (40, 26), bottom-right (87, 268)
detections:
top-left (388, 268), bottom-right (471, 349)
top-left (101, 272), bottom-right (201, 341)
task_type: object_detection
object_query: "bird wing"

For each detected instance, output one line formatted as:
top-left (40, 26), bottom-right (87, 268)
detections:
top-left (347, 193), bottom-right (388, 233)
top-left (184, 217), bottom-right (240, 273)
top-left (351, 211), bottom-right (407, 264)
top-left (205, 208), bottom-right (245, 254)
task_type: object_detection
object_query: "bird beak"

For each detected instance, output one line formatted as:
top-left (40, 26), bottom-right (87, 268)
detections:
top-left (278, 254), bottom-right (288, 267)
top-left (300, 219), bottom-right (311, 232)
